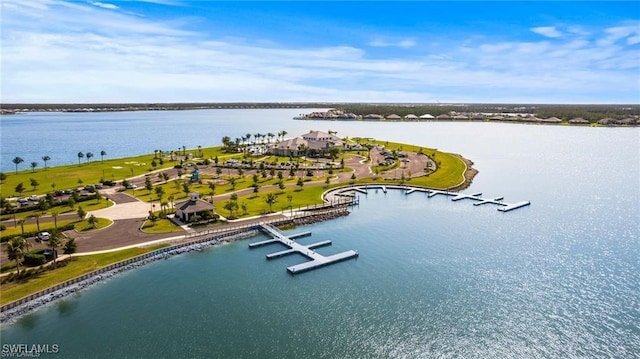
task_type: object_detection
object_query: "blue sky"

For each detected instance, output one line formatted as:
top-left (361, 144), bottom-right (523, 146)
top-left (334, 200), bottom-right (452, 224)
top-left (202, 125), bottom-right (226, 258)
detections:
top-left (1, 1), bottom-right (639, 104)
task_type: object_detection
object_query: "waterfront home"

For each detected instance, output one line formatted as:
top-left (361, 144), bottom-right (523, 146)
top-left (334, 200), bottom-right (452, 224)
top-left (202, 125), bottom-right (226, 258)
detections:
top-left (386, 114), bottom-right (402, 120)
top-left (419, 114), bottom-right (435, 119)
top-left (404, 114), bottom-right (418, 120)
top-left (364, 114), bottom-right (383, 120)
top-left (540, 117), bottom-right (562, 124)
top-left (436, 114), bottom-right (451, 120)
top-left (597, 118), bottom-right (616, 125)
top-left (569, 117), bottom-right (589, 124)
top-left (617, 118), bottom-right (637, 125)
top-left (175, 193), bottom-right (216, 222)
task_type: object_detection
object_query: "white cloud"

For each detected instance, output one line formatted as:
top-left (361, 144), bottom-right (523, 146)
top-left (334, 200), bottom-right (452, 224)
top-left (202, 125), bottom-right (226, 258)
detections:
top-left (90, 2), bottom-right (118, 10)
top-left (1, 1), bottom-right (638, 104)
top-left (531, 26), bottom-right (563, 38)
top-left (369, 38), bottom-right (417, 48)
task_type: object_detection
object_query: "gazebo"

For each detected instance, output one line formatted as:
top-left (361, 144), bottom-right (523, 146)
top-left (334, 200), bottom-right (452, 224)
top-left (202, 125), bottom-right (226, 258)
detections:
top-left (175, 193), bottom-right (216, 222)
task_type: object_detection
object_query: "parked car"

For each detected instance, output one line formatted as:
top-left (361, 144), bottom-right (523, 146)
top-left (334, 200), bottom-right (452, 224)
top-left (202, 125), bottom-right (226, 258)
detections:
top-left (37, 231), bottom-right (51, 242)
top-left (28, 195), bottom-right (39, 201)
top-left (125, 184), bottom-right (138, 189)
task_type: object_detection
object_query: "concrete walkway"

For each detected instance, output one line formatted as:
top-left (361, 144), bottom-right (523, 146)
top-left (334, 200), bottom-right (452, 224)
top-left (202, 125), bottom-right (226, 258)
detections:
top-left (88, 188), bottom-right (153, 220)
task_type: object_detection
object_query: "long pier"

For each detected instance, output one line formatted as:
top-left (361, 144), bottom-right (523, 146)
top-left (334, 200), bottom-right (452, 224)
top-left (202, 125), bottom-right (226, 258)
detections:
top-left (404, 187), bottom-right (530, 212)
top-left (325, 185), bottom-right (530, 212)
top-left (250, 224), bottom-right (358, 274)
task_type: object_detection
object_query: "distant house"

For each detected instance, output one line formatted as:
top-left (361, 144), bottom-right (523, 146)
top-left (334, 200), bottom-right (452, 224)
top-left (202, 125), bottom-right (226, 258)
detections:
top-left (453, 114), bottom-right (469, 120)
top-left (618, 118), bottom-right (637, 125)
top-left (419, 114), bottom-right (435, 119)
top-left (175, 193), bottom-right (215, 222)
top-left (540, 117), bottom-right (562, 124)
top-left (436, 114), bottom-right (451, 120)
top-left (404, 114), bottom-right (418, 120)
top-left (364, 114), bottom-right (383, 120)
top-left (386, 114), bottom-right (402, 120)
top-left (569, 117), bottom-right (589, 124)
top-left (597, 118), bottom-right (616, 125)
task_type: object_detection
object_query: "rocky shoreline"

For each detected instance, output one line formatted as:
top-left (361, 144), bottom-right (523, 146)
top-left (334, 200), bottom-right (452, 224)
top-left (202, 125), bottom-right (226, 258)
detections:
top-left (0, 230), bottom-right (258, 324)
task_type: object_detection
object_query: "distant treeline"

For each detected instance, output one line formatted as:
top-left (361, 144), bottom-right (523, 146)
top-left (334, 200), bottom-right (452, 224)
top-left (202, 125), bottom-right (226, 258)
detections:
top-left (333, 104), bottom-right (640, 121)
top-left (2, 103), bottom-right (639, 121)
top-left (0, 102), bottom-right (325, 113)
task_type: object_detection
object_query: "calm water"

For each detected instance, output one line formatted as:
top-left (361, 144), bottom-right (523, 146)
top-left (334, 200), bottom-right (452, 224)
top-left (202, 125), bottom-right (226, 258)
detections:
top-left (1, 110), bottom-right (639, 358)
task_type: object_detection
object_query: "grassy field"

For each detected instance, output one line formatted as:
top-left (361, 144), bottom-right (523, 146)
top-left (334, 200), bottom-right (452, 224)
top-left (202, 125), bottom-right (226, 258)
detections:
top-left (141, 218), bottom-right (184, 233)
top-left (214, 184), bottom-right (329, 218)
top-left (0, 244), bottom-right (169, 305)
top-left (1, 146), bottom-right (236, 199)
top-left (74, 217), bottom-right (113, 232)
top-left (1, 218), bottom-right (80, 237)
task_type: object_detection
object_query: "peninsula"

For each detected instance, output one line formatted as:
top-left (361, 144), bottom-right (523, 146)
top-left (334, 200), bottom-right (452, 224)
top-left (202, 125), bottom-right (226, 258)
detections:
top-left (1, 130), bottom-right (476, 311)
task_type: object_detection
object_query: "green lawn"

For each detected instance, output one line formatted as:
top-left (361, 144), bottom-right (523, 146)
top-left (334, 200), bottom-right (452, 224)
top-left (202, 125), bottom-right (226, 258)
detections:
top-left (141, 218), bottom-right (184, 233)
top-left (1, 218), bottom-right (80, 237)
top-left (0, 244), bottom-right (169, 305)
top-left (1, 146), bottom-right (237, 198)
top-left (214, 184), bottom-right (329, 218)
top-left (74, 217), bottom-right (113, 232)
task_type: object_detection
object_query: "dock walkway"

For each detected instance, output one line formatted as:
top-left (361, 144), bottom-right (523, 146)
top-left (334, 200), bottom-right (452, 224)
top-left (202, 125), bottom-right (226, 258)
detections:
top-left (251, 224), bottom-right (358, 274)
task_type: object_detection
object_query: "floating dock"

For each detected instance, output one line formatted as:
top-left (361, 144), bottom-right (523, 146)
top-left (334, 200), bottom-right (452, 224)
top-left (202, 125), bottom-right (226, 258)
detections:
top-left (403, 187), bottom-right (530, 212)
top-left (251, 224), bottom-right (359, 275)
top-left (497, 201), bottom-right (531, 212)
top-left (248, 231), bottom-right (311, 248)
top-left (451, 192), bottom-right (482, 201)
top-left (352, 188), bottom-right (368, 194)
top-left (473, 197), bottom-right (504, 206)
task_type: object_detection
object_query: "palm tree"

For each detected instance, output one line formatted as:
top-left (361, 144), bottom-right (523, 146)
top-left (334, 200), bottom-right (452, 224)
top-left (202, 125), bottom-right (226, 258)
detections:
top-left (51, 210), bottom-right (59, 230)
top-left (265, 193), bottom-right (278, 213)
top-left (42, 155), bottom-right (51, 170)
top-left (86, 152), bottom-right (93, 162)
top-left (30, 161), bottom-right (38, 172)
top-left (100, 150), bottom-right (107, 162)
top-left (32, 213), bottom-right (42, 233)
top-left (12, 156), bottom-right (24, 173)
top-left (6, 236), bottom-right (30, 276)
top-left (48, 231), bottom-right (63, 266)
top-left (281, 130), bottom-right (288, 141)
top-left (267, 132), bottom-right (275, 143)
top-left (18, 218), bottom-right (26, 235)
top-left (77, 152), bottom-right (84, 165)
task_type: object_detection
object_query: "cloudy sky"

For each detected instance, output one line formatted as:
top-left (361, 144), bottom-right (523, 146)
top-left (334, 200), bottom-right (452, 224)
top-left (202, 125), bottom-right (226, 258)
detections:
top-left (1, 1), bottom-right (639, 104)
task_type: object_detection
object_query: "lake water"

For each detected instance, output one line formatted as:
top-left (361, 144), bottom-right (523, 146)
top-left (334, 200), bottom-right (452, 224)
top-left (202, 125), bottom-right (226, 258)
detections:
top-left (1, 110), bottom-right (639, 358)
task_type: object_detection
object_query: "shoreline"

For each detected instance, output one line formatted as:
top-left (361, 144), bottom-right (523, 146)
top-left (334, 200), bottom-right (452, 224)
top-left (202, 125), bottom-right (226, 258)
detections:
top-left (295, 117), bottom-right (639, 127)
top-left (0, 209), bottom-right (350, 323)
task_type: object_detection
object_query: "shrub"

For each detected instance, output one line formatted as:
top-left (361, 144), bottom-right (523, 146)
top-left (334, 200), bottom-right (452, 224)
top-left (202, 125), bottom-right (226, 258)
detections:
top-left (24, 252), bottom-right (46, 266)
